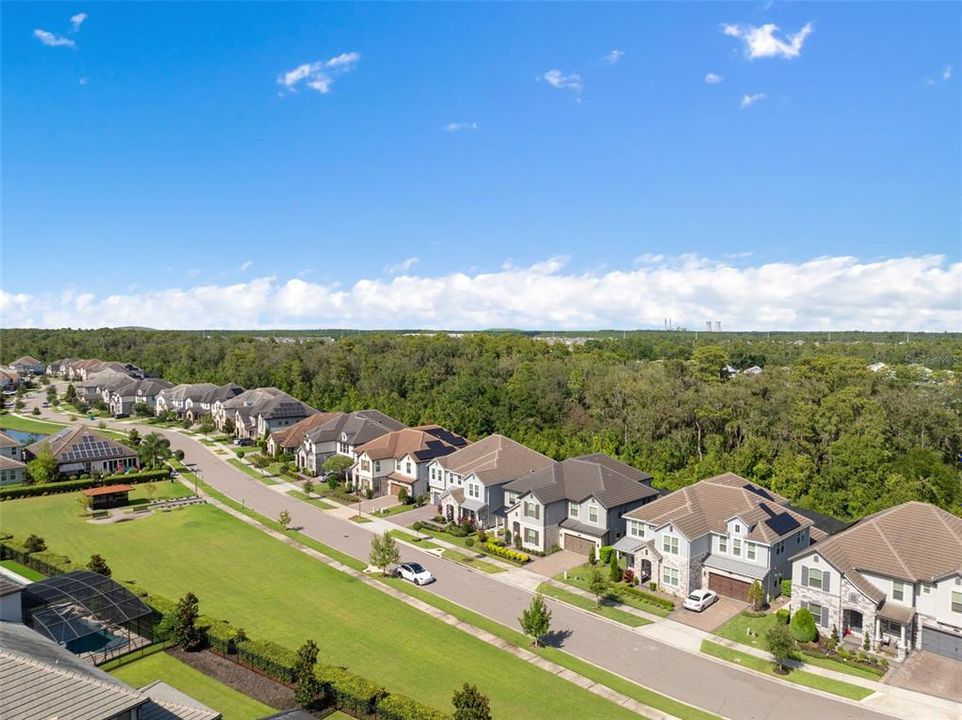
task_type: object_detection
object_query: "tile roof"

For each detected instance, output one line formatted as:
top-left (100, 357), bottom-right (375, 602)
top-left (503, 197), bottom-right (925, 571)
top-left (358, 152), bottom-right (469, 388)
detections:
top-left (271, 412), bottom-right (343, 450)
top-left (159, 383), bottom-right (219, 404)
top-left (9, 356), bottom-right (43, 367)
top-left (0, 431), bottom-right (20, 449)
top-left (82, 484), bottom-right (134, 497)
top-left (356, 425), bottom-right (468, 462)
top-left (0, 455), bottom-right (26, 471)
top-left (303, 410), bottom-right (406, 446)
top-left (26, 425), bottom-right (137, 464)
top-left (435, 434), bottom-right (554, 487)
top-left (505, 454), bottom-right (657, 509)
top-left (623, 473), bottom-right (813, 543)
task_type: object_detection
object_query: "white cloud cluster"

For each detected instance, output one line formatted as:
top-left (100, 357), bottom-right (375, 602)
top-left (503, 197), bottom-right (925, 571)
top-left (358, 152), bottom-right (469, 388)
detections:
top-left (925, 65), bottom-right (954, 86)
top-left (603, 49), bottom-right (624, 65)
top-left (277, 52), bottom-right (360, 94)
top-left (541, 69), bottom-right (582, 95)
top-left (33, 29), bottom-right (75, 48)
top-left (2, 255), bottom-right (958, 331)
top-left (722, 21), bottom-right (813, 60)
top-left (70, 13), bottom-right (87, 32)
top-left (383, 257), bottom-right (419, 275)
top-left (705, 73), bottom-right (724, 84)
top-left (444, 122), bottom-right (478, 132)
top-left (740, 92), bottom-right (766, 109)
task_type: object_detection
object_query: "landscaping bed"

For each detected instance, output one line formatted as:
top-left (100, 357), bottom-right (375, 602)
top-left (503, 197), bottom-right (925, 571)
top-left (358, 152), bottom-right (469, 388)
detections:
top-left (537, 583), bottom-right (650, 627)
top-left (558, 563), bottom-right (673, 617)
top-left (414, 524), bottom-right (529, 565)
top-left (227, 459), bottom-right (279, 485)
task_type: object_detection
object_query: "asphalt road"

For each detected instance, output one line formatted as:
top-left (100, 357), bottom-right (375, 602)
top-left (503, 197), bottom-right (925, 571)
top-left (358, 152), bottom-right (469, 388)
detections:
top-left (20, 391), bottom-right (893, 720)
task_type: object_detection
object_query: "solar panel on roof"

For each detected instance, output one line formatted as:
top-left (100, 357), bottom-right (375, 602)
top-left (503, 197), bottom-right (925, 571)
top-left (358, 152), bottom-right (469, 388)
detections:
top-left (765, 514), bottom-right (800, 536)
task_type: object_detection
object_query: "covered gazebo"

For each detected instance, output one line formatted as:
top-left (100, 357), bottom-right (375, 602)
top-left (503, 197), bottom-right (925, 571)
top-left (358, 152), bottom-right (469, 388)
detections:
top-left (82, 483), bottom-right (134, 510)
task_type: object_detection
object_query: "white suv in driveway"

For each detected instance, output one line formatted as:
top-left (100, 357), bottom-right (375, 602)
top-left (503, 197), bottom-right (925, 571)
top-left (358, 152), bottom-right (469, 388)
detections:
top-left (395, 562), bottom-right (435, 586)
top-left (683, 589), bottom-right (718, 612)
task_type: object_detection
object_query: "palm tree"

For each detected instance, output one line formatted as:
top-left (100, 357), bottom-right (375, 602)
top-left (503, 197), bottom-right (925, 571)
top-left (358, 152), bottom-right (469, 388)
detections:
top-left (137, 432), bottom-right (172, 468)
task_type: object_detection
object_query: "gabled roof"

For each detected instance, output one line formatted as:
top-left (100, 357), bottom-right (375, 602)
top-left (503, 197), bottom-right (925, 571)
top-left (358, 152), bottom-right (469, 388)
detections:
top-left (623, 473), bottom-right (813, 543)
top-left (356, 425), bottom-right (468, 462)
top-left (303, 409), bottom-right (406, 446)
top-left (159, 383), bottom-right (219, 404)
top-left (505, 454), bottom-right (656, 509)
top-left (0, 431), bottom-right (20, 449)
top-left (9, 356), bottom-right (43, 367)
top-left (271, 411), bottom-right (343, 450)
top-left (256, 395), bottom-right (316, 421)
top-left (434, 434), bottom-right (554, 487)
top-left (111, 378), bottom-right (174, 398)
top-left (26, 425), bottom-right (137, 463)
top-left (0, 455), bottom-right (26, 471)
top-left (794, 502), bottom-right (962, 591)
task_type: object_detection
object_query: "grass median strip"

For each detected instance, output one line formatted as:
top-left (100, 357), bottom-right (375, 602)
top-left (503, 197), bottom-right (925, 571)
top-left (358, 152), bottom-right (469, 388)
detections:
top-left (227, 458), bottom-right (279, 484)
top-left (349, 514), bottom-right (373, 524)
top-left (700, 641), bottom-right (873, 701)
top-left (387, 529), bottom-right (442, 549)
top-left (538, 583), bottom-right (651, 628)
top-left (442, 549), bottom-right (506, 574)
top-left (286, 489), bottom-right (336, 510)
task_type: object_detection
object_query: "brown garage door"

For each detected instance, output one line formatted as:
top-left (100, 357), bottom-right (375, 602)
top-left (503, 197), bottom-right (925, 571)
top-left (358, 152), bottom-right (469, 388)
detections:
top-left (563, 534), bottom-right (596, 556)
top-left (389, 483), bottom-right (404, 497)
top-left (708, 573), bottom-right (751, 601)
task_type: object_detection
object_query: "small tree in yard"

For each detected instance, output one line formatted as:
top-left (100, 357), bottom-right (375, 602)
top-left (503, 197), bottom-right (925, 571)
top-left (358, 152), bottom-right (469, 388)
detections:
top-left (26, 444), bottom-right (59, 484)
top-left (303, 478), bottom-right (314, 496)
top-left (748, 579), bottom-right (766, 611)
top-left (587, 546), bottom-right (596, 566)
top-left (766, 624), bottom-right (795, 674)
top-left (128, 428), bottom-right (142, 446)
top-left (452, 683), bottom-right (492, 720)
top-left (608, 550), bottom-right (622, 582)
top-left (863, 630), bottom-right (871, 651)
top-left (77, 494), bottom-right (92, 513)
top-left (293, 639), bottom-right (321, 709)
top-left (519, 594), bottom-right (552, 646)
top-left (323, 454), bottom-right (353, 483)
top-left (87, 554), bottom-right (112, 577)
top-left (398, 487), bottom-right (409, 504)
top-left (588, 566), bottom-right (609, 607)
top-left (24, 534), bottom-right (47, 553)
top-left (369, 533), bottom-right (401, 575)
top-left (46, 386), bottom-right (57, 403)
top-left (789, 607), bottom-right (817, 643)
top-left (64, 383), bottom-right (78, 404)
top-left (278, 510), bottom-right (292, 530)
top-left (167, 592), bottom-right (202, 649)
top-left (198, 416), bottom-right (215, 435)
top-left (173, 449), bottom-right (185, 461)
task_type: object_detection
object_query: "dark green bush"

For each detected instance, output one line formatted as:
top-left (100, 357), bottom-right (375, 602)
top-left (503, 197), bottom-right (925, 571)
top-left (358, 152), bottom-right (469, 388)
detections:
top-left (0, 468), bottom-right (171, 501)
top-left (316, 664), bottom-right (386, 715)
top-left (622, 585), bottom-right (675, 611)
top-left (780, 579), bottom-right (792, 597)
top-left (599, 545), bottom-right (615, 564)
top-left (776, 608), bottom-right (790, 625)
top-left (790, 607), bottom-right (817, 643)
top-left (377, 693), bottom-right (451, 720)
top-left (236, 638), bottom-right (299, 683)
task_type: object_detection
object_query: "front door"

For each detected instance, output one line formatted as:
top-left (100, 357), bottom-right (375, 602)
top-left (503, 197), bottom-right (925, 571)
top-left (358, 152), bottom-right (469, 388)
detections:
top-left (640, 559), bottom-right (652, 581)
top-left (843, 609), bottom-right (864, 635)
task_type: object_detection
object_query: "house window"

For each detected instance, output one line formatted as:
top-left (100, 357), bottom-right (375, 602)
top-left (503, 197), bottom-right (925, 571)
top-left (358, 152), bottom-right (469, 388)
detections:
top-left (734, 524), bottom-right (741, 534)
top-left (808, 568), bottom-right (823, 590)
top-left (952, 592), bottom-right (962, 614)
top-left (404, 461), bottom-right (411, 475)
top-left (524, 502), bottom-right (540, 520)
top-left (569, 502), bottom-right (579, 519)
top-left (627, 520), bottom-right (645, 538)
top-left (589, 506), bottom-right (599, 523)
top-left (746, 542), bottom-right (756, 561)
top-left (374, 461), bottom-right (381, 473)
top-left (468, 484), bottom-right (479, 499)
top-left (718, 536), bottom-right (727, 553)
top-left (662, 536), bottom-right (679, 555)
top-left (774, 541), bottom-right (785, 555)
top-left (922, 583), bottom-right (932, 594)
top-left (662, 567), bottom-right (679, 587)
top-left (733, 539), bottom-right (742, 557)
top-left (360, 460), bottom-right (370, 472)
top-left (524, 528), bottom-right (540, 545)
top-left (893, 581), bottom-right (905, 602)
top-left (431, 468), bottom-right (436, 481)
top-left (802, 601), bottom-right (827, 628)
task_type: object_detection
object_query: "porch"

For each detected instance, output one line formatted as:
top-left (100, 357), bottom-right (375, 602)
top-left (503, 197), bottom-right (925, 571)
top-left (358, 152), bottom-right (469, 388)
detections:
top-left (439, 488), bottom-right (488, 528)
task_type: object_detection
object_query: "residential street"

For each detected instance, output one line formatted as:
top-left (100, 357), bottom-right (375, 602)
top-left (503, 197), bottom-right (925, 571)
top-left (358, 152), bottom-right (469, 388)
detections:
top-left (19, 397), bottom-right (893, 720)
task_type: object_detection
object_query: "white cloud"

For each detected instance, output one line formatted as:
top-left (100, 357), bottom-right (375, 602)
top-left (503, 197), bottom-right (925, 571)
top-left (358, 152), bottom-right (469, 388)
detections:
top-left (541, 69), bottom-right (582, 94)
top-left (277, 52), bottom-right (360, 94)
top-left (2, 255), bottom-right (958, 331)
top-left (943, 65), bottom-right (953, 81)
top-left (603, 49), bottom-right (624, 65)
top-left (384, 257), bottom-right (420, 275)
top-left (240, 260), bottom-right (253, 272)
top-left (925, 65), bottom-right (954, 86)
top-left (740, 92), bottom-right (767, 109)
top-left (33, 29), bottom-right (75, 48)
top-left (705, 73), bottom-right (724, 84)
top-left (70, 12), bottom-right (87, 32)
top-left (444, 122), bottom-right (478, 132)
top-left (722, 21), bottom-right (813, 60)
top-left (79, 77), bottom-right (89, 86)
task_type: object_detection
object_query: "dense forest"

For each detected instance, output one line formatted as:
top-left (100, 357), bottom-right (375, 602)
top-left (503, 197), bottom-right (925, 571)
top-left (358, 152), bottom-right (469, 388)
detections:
top-left (3, 328), bottom-right (960, 520)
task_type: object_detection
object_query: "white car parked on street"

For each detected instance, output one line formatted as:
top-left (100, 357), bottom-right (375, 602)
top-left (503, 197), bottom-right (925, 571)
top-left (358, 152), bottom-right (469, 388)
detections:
top-left (394, 562), bottom-right (435, 586)
top-left (683, 589), bottom-right (718, 612)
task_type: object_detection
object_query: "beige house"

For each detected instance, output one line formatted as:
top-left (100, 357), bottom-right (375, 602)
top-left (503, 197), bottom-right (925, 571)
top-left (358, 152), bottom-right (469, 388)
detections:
top-left (352, 425), bottom-right (468, 498)
top-left (791, 502), bottom-right (962, 662)
top-left (295, 410), bottom-right (405, 476)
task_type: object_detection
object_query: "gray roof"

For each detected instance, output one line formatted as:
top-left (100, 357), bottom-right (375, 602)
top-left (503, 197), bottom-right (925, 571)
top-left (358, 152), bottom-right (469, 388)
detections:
top-left (504, 454), bottom-right (656, 509)
top-left (611, 536), bottom-right (646, 554)
top-left (304, 409), bottom-right (406, 446)
top-left (559, 518), bottom-right (608, 538)
top-left (26, 425), bottom-right (137, 464)
top-left (435, 434), bottom-right (554, 487)
top-left (138, 681), bottom-right (221, 720)
top-left (0, 431), bottom-right (21, 448)
top-left (703, 553), bottom-right (770, 580)
top-left (159, 383), bottom-right (219, 404)
top-left (0, 576), bottom-right (24, 598)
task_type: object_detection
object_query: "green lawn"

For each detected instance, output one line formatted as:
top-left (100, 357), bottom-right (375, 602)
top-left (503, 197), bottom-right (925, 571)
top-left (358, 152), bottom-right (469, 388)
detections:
top-left (0, 559), bottom-right (46, 581)
top-left (349, 514), bottom-right (373, 523)
top-left (226, 459), bottom-right (278, 484)
top-left (110, 651), bottom-right (275, 720)
top-left (537, 583), bottom-right (651, 627)
top-left (700, 641), bottom-right (873, 701)
top-left (558, 564), bottom-right (672, 617)
top-left (443, 549), bottom-right (506, 574)
top-left (417, 527), bottom-right (526, 565)
top-left (373, 503), bottom-right (417, 518)
top-left (285, 489), bottom-right (336, 510)
top-left (0, 415), bottom-right (67, 434)
top-left (129, 481), bottom-right (193, 504)
top-left (0, 491), bottom-right (641, 720)
top-left (387, 529), bottom-right (441, 550)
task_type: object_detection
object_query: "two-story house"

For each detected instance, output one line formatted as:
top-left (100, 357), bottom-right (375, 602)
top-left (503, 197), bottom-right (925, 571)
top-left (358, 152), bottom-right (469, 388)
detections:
top-left (211, 387), bottom-right (312, 438)
top-left (431, 434), bottom-right (554, 526)
top-left (296, 410), bottom-right (406, 476)
top-left (619, 473), bottom-right (816, 601)
top-left (181, 383), bottom-right (244, 426)
top-left (7, 356), bottom-right (45, 376)
top-left (107, 379), bottom-right (173, 416)
top-left (791, 501), bottom-right (962, 662)
top-left (0, 431), bottom-right (26, 486)
top-left (352, 425), bottom-right (468, 498)
top-left (267, 411), bottom-right (341, 456)
top-left (503, 454), bottom-right (659, 555)
top-left (156, 383), bottom-right (218, 416)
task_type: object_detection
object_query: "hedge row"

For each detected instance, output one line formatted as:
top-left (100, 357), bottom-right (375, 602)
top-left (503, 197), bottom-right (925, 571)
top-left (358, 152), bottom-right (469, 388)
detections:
top-left (622, 585), bottom-right (675, 611)
top-left (482, 541), bottom-right (529, 564)
top-left (376, 693), bottom-right (450, 720)
top-left (0, 468), bottom-right (172, 501)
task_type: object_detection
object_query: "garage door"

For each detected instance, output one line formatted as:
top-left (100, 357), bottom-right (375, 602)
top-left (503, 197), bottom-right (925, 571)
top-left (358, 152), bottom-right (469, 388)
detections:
top-left (563, 534), bottom-right (596, 556)
top-left (922, 627), bottom-right (962, 661)
top-left (708, 573), bottom-right (751, 601)
top-left (389, 483), bottom-right (403, 497)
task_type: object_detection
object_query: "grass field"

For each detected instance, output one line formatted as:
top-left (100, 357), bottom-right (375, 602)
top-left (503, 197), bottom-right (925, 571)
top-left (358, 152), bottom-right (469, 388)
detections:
top-left (0, 414), bottom-right (67, 434)
top-left (538, 583), bottom-right (651, 627)
top-left (0, 559), bottom-right (46, 581)
top-left (111, 651), bottom-right (275, 720)
top-left (0, 492), bottom-right (641, 720)
top-left (700, 641), bottom-right (873, 701)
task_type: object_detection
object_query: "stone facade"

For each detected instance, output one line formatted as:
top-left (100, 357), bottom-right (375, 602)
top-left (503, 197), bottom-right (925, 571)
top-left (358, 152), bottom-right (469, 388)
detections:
top-left (639, 547), bottom-right (707, 599)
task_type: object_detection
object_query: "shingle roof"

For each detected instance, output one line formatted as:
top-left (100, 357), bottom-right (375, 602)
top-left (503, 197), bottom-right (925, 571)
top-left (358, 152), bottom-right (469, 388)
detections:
top-left (26, 425), bottom-right (137, 464)
top-left (0, 455), bottom-right (26, 471)
top-left (622, 473), bottom-right (813, 543)
top-left (303, 410), bottom-right (406, 446)
top-left (0, 431), bottom-right (20, 449)
top-left (9, 356), bottom-right (43, 368)
top-left (159, 383), bottom-right (219, 404)
top-left (271, 412), bottom-right (343, 450)
top-left (356, 425), bottom-right (468, 462)
top-left (111, 378), bottom-right (174, 399)
top-left (505, 455), bottom-right (657, 509)
top-left (138, 681), bottom-right (221, 720)
top-left (794, 502), bottom-right (962, 590)
top-left (435, 434), bottom-right (554, 487)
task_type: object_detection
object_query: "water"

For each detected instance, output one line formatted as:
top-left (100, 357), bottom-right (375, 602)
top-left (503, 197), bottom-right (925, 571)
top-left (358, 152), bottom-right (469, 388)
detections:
top-left (66, 628), bottom-right (128, 654)
top-left (0, 428), bottom-right (47, 445)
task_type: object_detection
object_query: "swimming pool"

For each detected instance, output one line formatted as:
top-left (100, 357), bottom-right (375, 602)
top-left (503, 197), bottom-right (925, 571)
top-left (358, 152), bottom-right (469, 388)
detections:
top-left (66, 628), bottom-right (128, 655)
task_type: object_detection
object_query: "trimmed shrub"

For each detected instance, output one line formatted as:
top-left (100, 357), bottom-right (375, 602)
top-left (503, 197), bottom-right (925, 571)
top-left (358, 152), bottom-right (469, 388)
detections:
top-left (236, 638), bottom-right (299, 683)
top-left (780, 579), bottom-right (792, 598)
top-left (204, 619), bottom-right (240, 654)
top-left (29, 551), bottom-right (73, 574)
top-left (445, 523), bottom-right (468, 538)
top-left (316, 664), bottom-right (386, 715)
top-left (482, 541), bottom-right (529, 564)
top-left (599, 545), bottom-right (615, 565)
top-left (622, 585), bottom-right (675, 611)
top-left (0, 468), bottom-right (171, 501)
top-left (790, 607), bottom-right (818, 643)
top-left (775, 608), bottom-right (790, 625)
top-left (377, 693), bottom-right (451, 720)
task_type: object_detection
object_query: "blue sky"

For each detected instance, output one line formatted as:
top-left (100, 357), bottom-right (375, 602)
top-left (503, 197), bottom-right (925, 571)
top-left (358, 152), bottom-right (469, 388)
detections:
top-left (2, 2), bottom-right (959, 330)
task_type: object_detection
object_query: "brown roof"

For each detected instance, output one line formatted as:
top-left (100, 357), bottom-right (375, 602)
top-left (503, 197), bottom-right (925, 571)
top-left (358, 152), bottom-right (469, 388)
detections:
top-left (356, 425), bottom-right (468, 462)
top-left (83, 484), bottom-right (134, 497)
top-left (795, 502), bottom-right (962, 593)
top-left (505, 454), bottom-right (657, 509)
top-left (435, 434), bottom-right (554, 487)
top-left (0, 455), bottom-right (25, 471)
top-left (623, 473), bottom-right (813, 543)
top-left (0, 432), bottom-right (20, 449)
top-left (271, 412), bottom-right (342, 450)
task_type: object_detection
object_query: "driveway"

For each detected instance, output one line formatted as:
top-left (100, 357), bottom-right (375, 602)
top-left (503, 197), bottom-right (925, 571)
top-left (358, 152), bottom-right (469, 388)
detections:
top-left (388, 503), bottom-right (437, 526)
top-left (669, 594), bottom-right (747, 632)
top-left (527, 550), bottom-right (585, 578)
top-left (885, 652), bottom-right (962, 702)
